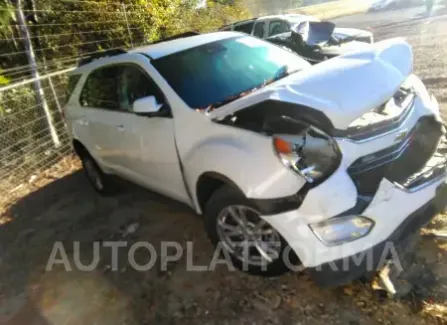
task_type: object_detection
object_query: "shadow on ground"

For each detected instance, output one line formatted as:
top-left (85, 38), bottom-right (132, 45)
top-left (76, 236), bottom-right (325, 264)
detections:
top-left (0, 170), bottom-right (446, 325)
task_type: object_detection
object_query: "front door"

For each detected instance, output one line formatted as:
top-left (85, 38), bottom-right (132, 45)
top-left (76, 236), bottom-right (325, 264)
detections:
top-left (117, 63), bottom-right (189, 203)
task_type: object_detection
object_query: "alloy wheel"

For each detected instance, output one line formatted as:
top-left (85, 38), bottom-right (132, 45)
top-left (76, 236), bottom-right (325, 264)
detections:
top-left (216, 205), bottom-right (282, 266)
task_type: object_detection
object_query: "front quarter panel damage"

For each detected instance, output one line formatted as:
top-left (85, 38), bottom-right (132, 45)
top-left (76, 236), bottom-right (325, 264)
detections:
top-left (181, 123), bottom-right (308, 213)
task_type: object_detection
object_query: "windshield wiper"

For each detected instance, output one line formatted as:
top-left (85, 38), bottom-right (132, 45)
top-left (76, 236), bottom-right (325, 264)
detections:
top-left (211, 86), bottom-right (260, 109)
top-left (199, 68), bottom-right (301, 112)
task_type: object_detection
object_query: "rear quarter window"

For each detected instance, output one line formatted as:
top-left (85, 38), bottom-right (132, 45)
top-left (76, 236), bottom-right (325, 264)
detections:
top-left (66, 74), bottom-right (81, 102)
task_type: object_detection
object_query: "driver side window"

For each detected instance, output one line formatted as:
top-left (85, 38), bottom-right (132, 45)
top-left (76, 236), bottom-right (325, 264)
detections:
top-left (119, 65), bottom-right (164, 112)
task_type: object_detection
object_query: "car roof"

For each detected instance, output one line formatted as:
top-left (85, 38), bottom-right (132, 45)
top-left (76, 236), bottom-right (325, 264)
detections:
top-left (130, 31), bottom-right (239, 59)
top-left (71, 31), bottom-right (243, 74)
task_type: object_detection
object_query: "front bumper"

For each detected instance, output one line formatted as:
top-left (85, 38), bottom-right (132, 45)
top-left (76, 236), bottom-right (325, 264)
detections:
top-left (309, 181), bottom-right (447, 287)
top-left (261, 91), bottom-right (446, 286)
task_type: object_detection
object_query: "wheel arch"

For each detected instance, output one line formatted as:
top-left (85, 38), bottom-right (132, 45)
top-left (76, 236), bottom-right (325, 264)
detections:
top-left (72, 138), bottom-right (89, 157)
top-left (195, 172), bottom-right (244, 215)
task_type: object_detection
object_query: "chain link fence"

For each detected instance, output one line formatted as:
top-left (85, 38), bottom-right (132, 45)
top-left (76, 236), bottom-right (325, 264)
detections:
top-left (0, 0), bottom-right (324, 195)
top-left (0, 73), bottom-right (72, 193)
top-left (0, 0), bottom-right (168, 193)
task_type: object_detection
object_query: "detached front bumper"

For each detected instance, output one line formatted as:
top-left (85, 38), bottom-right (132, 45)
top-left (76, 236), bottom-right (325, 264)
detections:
top-left (261, 93), bottom-right (447, 287)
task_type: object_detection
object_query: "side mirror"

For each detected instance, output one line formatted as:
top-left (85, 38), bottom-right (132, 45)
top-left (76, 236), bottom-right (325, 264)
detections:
top-left (133, 96), bottom-right (163, 115)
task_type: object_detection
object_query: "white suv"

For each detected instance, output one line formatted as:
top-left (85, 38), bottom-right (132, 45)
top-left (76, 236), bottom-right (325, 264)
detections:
top-left (65, 32), bottom-right (447, 287)
top-left (220, 14), bottom-right (373, 44)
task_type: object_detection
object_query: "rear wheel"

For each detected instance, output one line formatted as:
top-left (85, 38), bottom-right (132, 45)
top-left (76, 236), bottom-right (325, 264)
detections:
top-left (204, 185), bottom-right (300, 276)
top-left (80, 153), bottom-right (116, 196)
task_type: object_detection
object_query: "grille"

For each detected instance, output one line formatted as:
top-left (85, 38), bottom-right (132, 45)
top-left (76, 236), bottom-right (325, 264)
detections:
top-left (348, 117), bottom-right (446, 195)
top-left (335, 88), bottom-right (415, 141)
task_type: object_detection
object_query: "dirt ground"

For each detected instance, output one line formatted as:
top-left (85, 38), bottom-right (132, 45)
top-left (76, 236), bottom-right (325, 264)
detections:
top-left (1, 5), bottom-right (447, 325)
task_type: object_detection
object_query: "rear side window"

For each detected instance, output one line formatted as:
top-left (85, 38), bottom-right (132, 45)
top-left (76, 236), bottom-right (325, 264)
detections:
top-left (67, 74), bottom-right (81, 96)
top-left (65, 74), bottom-right (81, 104)
top-left (80, 66), bottom-right (121, 110)
top-left (234, 22), bottom-right (254, 34)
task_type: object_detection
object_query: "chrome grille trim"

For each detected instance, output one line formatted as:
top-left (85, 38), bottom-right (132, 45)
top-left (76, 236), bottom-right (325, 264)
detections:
top-left (335, 90), bottom-right (416, 143)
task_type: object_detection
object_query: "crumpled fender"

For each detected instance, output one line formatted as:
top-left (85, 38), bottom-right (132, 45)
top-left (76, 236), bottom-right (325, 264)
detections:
top-left (179, 123), bottom-right (307, 213)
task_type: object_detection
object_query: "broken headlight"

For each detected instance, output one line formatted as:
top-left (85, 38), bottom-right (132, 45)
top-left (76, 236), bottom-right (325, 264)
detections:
top-left (273, 125), bottom-right (341, 185)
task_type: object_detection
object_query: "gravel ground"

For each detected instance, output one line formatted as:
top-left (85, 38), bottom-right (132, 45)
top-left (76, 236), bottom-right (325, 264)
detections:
top-left (1, 4), bottom-right (447, 325)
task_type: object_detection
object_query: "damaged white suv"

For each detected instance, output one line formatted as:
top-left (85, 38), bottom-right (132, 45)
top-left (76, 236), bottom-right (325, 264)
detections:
top-left (65, 32), bottom-right (447, 287)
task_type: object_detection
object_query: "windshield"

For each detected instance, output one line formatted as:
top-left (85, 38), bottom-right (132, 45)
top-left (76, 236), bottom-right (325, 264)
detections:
top-left (152, 36), bottom-right (309, 109)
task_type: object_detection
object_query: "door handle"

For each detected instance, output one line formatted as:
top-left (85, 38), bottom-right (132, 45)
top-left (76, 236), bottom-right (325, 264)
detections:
top-left (117, 124), bottom-right (125, 131)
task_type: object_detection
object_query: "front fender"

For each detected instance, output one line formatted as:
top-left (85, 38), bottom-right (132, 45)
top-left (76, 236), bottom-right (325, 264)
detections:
top-left (182, 132), bottom-right (307, 212)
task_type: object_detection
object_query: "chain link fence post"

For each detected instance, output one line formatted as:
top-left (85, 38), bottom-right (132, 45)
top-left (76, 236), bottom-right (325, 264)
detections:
top-left (122, 3), bottom-right (134, 49)
top-left (16, 0), bottom-right (61, 148)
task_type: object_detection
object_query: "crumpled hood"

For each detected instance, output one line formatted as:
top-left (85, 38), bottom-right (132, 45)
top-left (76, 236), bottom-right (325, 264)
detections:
top-left (209, 38), bottom-right (413, 130)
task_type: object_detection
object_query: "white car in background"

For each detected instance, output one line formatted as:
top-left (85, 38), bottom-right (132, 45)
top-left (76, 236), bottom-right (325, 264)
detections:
top-left (220, 14), bottom-right (374, 44)
top-left (65, 32), bottom-right (446, 287)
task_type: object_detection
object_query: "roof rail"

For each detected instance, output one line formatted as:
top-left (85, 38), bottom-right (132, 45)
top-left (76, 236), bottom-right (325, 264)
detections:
top-left (152, 31), bottom-right (200, 44)
top-left (78, 49), bottom-right (127, 66)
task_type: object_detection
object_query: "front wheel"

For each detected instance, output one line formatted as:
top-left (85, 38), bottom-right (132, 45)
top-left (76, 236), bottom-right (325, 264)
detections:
top-left (204, 185), bottom-right (300, 276)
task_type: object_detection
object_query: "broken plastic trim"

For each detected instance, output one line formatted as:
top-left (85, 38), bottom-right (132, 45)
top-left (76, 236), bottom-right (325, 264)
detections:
top-left (334, 89), bottom-right (415, 142)
top-left (272, 124), bottom-right (342, 186)
top-left (252, 184), bottom-right (311, 216)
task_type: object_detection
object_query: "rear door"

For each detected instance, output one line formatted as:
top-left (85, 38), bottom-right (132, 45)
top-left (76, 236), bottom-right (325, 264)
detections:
top-left (78, 65), bottom-right (134, 171)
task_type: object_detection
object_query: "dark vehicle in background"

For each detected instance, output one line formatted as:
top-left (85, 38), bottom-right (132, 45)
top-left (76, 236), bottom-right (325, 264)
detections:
top-left (266, 21), bottom-right (370, 64)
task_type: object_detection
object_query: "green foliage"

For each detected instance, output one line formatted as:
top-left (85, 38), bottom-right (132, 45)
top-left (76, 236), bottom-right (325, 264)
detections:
top-left (0, 0), bottom-right (12, 27)
top-left (181, 0), bottom-right (250, 33)
top-left (0, 75), bottom-right (9, 85)
top-left (244, 0), bottom-right (303, 15)
top-left (1, 0), bottom-right (249, 75)
top-left (0, 68), bottom-right (9, 85)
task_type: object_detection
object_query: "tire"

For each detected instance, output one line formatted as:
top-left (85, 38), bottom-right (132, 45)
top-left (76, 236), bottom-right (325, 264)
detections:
top-left (204, 185), bottom-right (300, 277)
top-left (79, 152), bottom-right (116, 196)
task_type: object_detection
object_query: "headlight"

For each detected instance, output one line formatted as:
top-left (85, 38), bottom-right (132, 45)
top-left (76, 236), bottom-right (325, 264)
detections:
top-left (309, 216), bottom-right (375, 246)
top-left (273, 124), bottom-right (341, 185)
